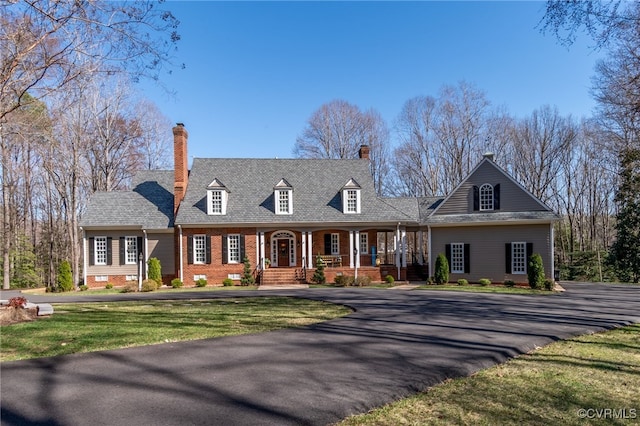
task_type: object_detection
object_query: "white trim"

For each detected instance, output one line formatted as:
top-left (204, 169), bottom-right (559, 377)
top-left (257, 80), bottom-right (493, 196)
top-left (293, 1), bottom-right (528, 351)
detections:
top-left (307, 232), bottom-right (313, 269)
top-left (342, 188), bottom-right (361, 214)
top-left (349, 231), bottom-right (354, 268)
top-left (511, 241), bottom-right (527, 274)
top-left (401, 228), bottom-right (407, 268)
top-left (143, 229), bottom-right (148, 279)
top-left (355, 230), bottom-right (360, 268)
top-left (193, 234), bottom-right (207, 264)
top-left (479, 183), bottom-right (494, 211)
top-left (550, 223), bottom-right (555, 279)
top-left (227, 234), bottom-right (241, 264)
top-left (178, 225), bottom-right (183, 283)
top-left (270, 230), bottom-right (296, 266)
top-left (81, 227), bottom-right (87, 285)
top-left (275, 189), bottom-right (293, 215)
top-left (94, 236), bottom-right (108, 265)
top-left (207, 189), bottom-right (228, 215)
top-left (124, 236), bottom-right (138, 265)
top-left (450, 242), bottom-right (465, 273)
top-left (427, 226), bottom-right (432, 274)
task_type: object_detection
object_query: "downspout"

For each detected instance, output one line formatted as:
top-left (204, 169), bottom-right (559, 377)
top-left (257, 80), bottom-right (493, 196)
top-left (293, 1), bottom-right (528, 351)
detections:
top-left (143, 229), bottom-right (148, 279)
top-left (80, 227), bottom-right (87, 285)
top-left (397, 222), bottom-right (401, 280)
top-left (178, 225), bottom-right (184, 282)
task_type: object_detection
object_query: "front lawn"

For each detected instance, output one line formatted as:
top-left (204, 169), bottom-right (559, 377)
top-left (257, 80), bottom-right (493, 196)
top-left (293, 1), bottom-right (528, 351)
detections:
top-left (339, 324), bottom-right (640, 425)
top-left (0, 297), bottom-right (351, 362)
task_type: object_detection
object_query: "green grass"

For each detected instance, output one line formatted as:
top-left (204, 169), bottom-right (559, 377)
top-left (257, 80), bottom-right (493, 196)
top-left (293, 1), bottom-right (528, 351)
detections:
top-left (416, 284), bottom-right (556, 295)
top-left (21, 285), bottom-right (260, 296)
top-left (339, 324), bottom-right (640, 425)
top-left (0, 297), bottom-right (351, 362)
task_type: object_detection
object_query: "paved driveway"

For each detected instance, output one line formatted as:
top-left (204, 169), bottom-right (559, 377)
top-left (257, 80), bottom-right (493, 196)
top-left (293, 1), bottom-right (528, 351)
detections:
top-left (1, 283), bottom-right (639, 426)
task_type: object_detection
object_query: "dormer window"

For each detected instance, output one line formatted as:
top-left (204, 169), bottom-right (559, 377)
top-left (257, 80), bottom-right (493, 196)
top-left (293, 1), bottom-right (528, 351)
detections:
top-left (274, 178), bottom-right (293, 215)
top-left (207, 178), bottom-right (229, 215)
top-left (342, 178), bottom-right (361, 214)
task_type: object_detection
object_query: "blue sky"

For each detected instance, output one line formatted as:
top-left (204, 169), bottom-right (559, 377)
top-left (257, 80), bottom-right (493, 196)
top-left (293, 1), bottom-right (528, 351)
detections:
top-left (141, 1), bottom-right (602, 160)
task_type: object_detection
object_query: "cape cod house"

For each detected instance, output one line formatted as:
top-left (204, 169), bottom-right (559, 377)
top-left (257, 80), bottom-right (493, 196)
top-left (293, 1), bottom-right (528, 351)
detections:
top-left (79, 123), bottom-right (559, 287)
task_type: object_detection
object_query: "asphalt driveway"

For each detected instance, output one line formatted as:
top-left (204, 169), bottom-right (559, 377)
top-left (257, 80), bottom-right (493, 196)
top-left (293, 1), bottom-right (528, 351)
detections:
top-left (1, 283), bottom-right (639, 426)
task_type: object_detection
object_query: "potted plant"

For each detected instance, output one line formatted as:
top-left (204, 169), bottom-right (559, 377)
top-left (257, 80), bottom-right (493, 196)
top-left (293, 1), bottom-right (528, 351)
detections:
top-left (264, 258), bottom-right (271, 268)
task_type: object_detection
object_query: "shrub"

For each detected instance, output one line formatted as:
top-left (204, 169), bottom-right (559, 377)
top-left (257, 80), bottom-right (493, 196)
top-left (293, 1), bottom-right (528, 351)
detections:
top-left (196, 278), bottom-right (208, 287)
top-left (56, 260), bottom-right (74, 292)
top-left (222, 278), bottom-right (234, 287)
top-left (105, 283), bottom-right (114, 289)
top-left (121, 281), bottom-right (138, 293)
top-left (504, 279), bottom-right (516, 288)
top-left (79, 285), bottom-right (88, 291)
top-left (528, 253), bottom-right (545, 290)
top-left (426, 276), bottom-right (435, 285)
top-left (385, 275), bottom-right (395, 284)
top-left (241, 257), bottom-right (255, 285)
top-left (333, 274), bottom-right (349, 286)
top-left (544, 278), bottom-right (555, 291)
top-left (354, 276), bottom-right (372, 287)
top-left (457, 278), bottom-right (468, 286)
top-left (141, 279), bottom-right (158, 292)
top-left (478, 278), bottom-right (491, 286)
top-left (434, 254), bottom-right (449, 285)
top-left (171, 278), bottom-right (183, 288)
top-left (147, 257), bottom-right (162, 286)
top-left (311, 255), bottom-right (326, 284)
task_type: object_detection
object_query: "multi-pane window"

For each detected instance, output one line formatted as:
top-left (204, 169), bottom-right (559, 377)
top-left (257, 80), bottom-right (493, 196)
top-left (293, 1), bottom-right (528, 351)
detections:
top-left (210, 191), bottom-right (223, 214)
top-left (194, 235), bottom-right (206, 264)
top-left (451, 243), bottom-right (465, 273)
top-left (359, 233), bottom-right (368, 254)
top-left (480, 184), bottom-right (494, 211)
top-left (512, 242), bottom-right (526, 274)
top-left (94, 236), bottom-right (107, 265)
top-left (346, 190), bottom-right (358, 213)
top-left (278, 190), bottom-right (289, 214)
top-left (331, 233), bottom-right (340, 255)
top-left (228, 234), bottom-right (240, 263)
top-left (125, 236), bottom-right (138, 264)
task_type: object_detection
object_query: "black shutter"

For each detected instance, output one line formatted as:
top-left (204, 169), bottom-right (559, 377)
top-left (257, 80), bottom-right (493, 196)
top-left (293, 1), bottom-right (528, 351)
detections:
top-left (187, 236), bottom-right (193, 265)
top-left (137, 237), bottom-right (143, 259)
top-left (526, 243), bottom-right (533, 270)
top-left (88, 238), bottom-right (95, 266)
top-left (324, 234), bottom-right (331, 255)
top-left (240, 235), bottom-right (246, 260)
top-left (473, 186), bottom-right (479, 211)
top-left (205, 235), bottom-right (211, 264)
top-left (445, 244), bottom-right (452, 273)
top-left (464, 244), bottom-right (470, 273)
top-left (222, 235), bottom-right (228, 264)
top-left (494, 184), bottom-right (500, 210)
top-left (106, 237), bottom-right (112, 265)
top-left (505, 243), bottom-right (512, 274)
top-left (119, 237), bottom-right (125, 265)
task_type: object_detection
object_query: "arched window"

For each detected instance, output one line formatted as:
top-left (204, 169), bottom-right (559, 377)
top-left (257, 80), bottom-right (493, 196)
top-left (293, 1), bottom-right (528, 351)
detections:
top-left (479, 184), bottom-right (494, 211)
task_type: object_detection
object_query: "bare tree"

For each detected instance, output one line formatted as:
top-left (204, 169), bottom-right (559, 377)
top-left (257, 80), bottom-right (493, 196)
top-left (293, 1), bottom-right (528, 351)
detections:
top-left (294, 99), bottom-right (391, 195)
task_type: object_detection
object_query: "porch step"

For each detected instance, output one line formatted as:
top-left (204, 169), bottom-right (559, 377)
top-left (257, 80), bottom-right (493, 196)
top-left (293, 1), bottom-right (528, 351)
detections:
top-left (406, 264), bottom-right (428, 282)
top-left (260, 268), bottom-right (306, 286)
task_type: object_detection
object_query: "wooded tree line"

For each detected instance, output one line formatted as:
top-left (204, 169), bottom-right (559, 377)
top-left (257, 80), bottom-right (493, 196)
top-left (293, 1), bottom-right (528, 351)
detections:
top-left (2, 1), bottom-right (639, 288)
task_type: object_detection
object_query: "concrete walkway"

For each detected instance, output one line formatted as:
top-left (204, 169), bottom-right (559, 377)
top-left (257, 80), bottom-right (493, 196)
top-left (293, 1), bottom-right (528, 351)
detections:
top-left (1, 283), bottom-right (639, 426)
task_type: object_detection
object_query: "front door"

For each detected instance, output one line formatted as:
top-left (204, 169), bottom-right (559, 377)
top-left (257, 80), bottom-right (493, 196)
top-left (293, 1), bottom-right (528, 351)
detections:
top-left (278, 239), bottom-right (290, 267)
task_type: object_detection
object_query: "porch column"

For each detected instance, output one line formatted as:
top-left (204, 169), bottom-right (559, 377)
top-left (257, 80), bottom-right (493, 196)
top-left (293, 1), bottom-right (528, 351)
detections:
top-left (401, 228), bottom-right (407, 268)
top-left (354, 230), bottom-right (360, 268)
top-left (259, 232), bottom-right (265, 269)
top-left (307, 232), bottom-right (313, 269)
top-left (301, 232), bottom-right (307, 268)
top-left (349, 231), bottom-right (355, 268)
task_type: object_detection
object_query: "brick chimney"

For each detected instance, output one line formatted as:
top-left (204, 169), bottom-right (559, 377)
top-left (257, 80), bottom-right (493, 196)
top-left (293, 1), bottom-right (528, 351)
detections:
top-left (359, 145), bottom-right (370, 159)
top-left (173, 123), bottom-right (189, 215)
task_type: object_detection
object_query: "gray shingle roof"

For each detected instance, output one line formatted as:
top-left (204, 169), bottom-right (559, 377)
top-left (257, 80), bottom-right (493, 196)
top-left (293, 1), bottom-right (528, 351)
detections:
top-left (175, 158), bottom-right (416, 226)
top-left (80, 170), bottom-right (174, 229)
top-left (427, 210), bottom-right (560, 225)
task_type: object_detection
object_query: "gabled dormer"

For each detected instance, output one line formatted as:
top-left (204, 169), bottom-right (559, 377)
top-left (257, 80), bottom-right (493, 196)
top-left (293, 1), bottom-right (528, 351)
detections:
top-left (206, 178), bottom-right (229, 215)
top-left (274, 178), bottom-right (293, 215)
top-left (342, 178), bottom-right (361, 214)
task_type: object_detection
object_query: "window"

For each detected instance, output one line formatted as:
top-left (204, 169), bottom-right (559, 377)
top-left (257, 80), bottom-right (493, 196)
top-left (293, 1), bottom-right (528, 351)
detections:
top-left (125, 275), bottom-right (138, 281)
top-left (331, 233), bottom-right (340, 255)
top-left (210, 190), bottom-right (223, 214)
top-left (95, 275), bottom-right (108, 282)
top-left (276, 189), bottom-right (292, 214)
top-left (193, 235), bottom-right (206, 264)
top-left (512, 242), bottom-right (526, 274)
top-left (347, 190), bottom-right (358, 212)
top-left (451, 243), bottom-right (465, 273)
top-left (228, 234), bottom-right (241, 263)
top-left (125, 236), bottom-right (138, 265)
top-left (480, 184), bottom-right (494, 211)
top-left (359, 233), bottom-right (368, 254)
top-left (94, 236), bottom-right (107, 265)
